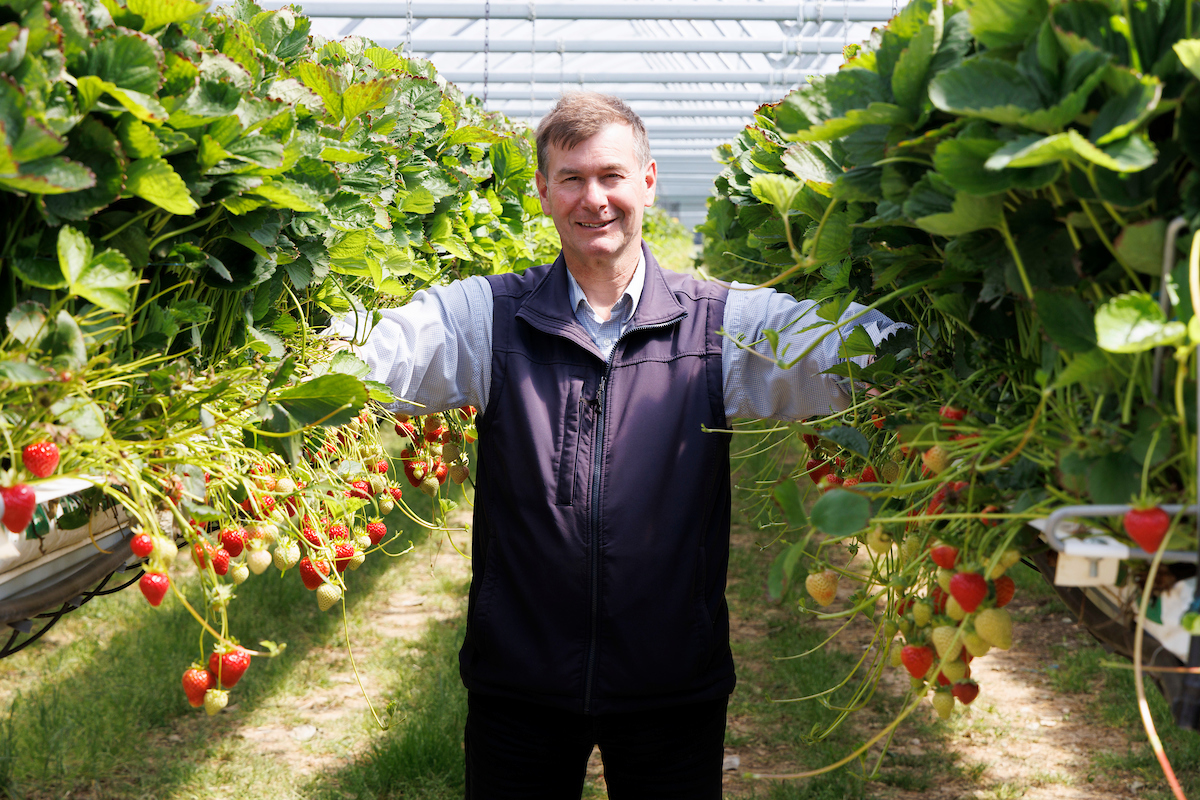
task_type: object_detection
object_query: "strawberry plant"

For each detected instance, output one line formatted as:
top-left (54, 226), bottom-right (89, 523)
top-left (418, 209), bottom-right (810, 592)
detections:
top-left (703, 0), bottom-right (1200, 787)
top-left (0, 0), bottom-right (527, 717)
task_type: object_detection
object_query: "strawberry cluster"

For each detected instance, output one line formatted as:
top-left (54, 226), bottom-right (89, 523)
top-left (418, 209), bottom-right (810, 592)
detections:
top-left (394, 407), bottom-right (476, 496)
top-left (124, 406), bottom-right (480, 715)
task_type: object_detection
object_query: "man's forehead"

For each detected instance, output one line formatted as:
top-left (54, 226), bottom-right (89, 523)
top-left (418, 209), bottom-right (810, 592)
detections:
top-left (545, 124), bottom-right (640, 169)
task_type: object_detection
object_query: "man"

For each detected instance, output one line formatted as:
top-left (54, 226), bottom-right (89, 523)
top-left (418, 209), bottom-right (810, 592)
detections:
top-left (337, 93), bottom-right (898, 798)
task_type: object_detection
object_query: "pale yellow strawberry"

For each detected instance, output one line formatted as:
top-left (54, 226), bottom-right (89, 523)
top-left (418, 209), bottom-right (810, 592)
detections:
top-left (937, 567), bottom-right (954, 592)
top-left (931, 625), bottom-right (962, 661)
top-left (946, 596), bottom-right (965, 621)
top-left (964, 632), bottom-right (992, 658)
top-left (204, 688), bottom-right (229, 716)
top-left (941, 658), bottom-right (968, 682)
top-left (247, 548), bottom-right (273, 575)
top-left (880, 460), bottom-right (901, 483)
top-left (805, 570), bottom-right (839, 606)
top-left (988, 548), bottom-right (1022, 578)
top-left (922, 445), bottom-right (950, 475)
top-left (889, 645), bottom-right (904, 668)
top-left (974, 608), bottom-right (1012, 650)
top-left (317, 583), bottom-right (342, 611)
top-left (867, 526), bottom-right (893, 555)
top-left (931, 690), bottom-right (955, 719)
top-left (912, 601), bottom-right (933, 628)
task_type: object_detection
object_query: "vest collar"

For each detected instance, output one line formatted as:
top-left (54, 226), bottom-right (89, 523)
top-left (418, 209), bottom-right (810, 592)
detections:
top-left (515, 241), bottom-right (687, 356)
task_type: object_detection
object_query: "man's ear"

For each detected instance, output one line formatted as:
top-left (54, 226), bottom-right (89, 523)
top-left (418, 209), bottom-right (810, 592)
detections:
top-left (643, 159), bottom-right (657, 206)
top-left (535, 169), bottom-right (551, 214)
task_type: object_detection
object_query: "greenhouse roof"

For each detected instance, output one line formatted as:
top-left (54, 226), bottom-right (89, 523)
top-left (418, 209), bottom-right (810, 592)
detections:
top-left (260, 0), bottom-right (904, 230)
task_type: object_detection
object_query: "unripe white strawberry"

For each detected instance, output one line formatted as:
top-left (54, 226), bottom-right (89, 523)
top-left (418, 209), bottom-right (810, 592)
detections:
top-left (317, 583), bottom-right (342, 611)
top-left (946, 596), bottom-right (965, 621)
top-left (348, 551), bottom-right (366, 570)
top-left (866, 526), bottom-right (892, 555)
top-left (419, 476), bottom-right (440, 496)
top-left (230, 562), bottom-right (250, 585)
top-left (275, 477), bottom-right (297, 494)
top-left (974, 608), bottom-right (1012, 650)
top-left (931, 625), bottom-right (962, 661)
top-left (247, 548), bottom-right (273, 575)
top-left (273, 540), bottom-right (300, 570)
top-left (964, 632), bottom-right (992, 658)
top-left (355, 533), bottom-right (372, 551)
top-left (379, 496), bottom-right (395, 515)
top-left (442, 442), bottom-right (462, 464)
top-left (912, 601), bottom-right (932, 627)
top-left (368, 474), bottom-right (387, 495)
top-left (922, 445), bottom-right (950, 475)
top-left (204, 688), bottom-right (229, 716)
top-left (931, 690), bottom-right (954, 720)
top-left (888, 645), bottom-right (904, 668)
top-left (940, 658), bottom-right (968, 682)
top-left (937, 567), bottom-right (954, 593)
top-left (449, 463), bottom-right (469, 485)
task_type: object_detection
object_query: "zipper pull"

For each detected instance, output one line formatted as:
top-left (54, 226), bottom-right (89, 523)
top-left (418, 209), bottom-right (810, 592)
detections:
top-left (593, 377), bottom-right (606, 413)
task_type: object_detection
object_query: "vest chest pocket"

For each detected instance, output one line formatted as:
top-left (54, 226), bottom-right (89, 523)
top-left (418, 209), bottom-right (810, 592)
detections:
top-left (554, 376), bottom-right (586, 506)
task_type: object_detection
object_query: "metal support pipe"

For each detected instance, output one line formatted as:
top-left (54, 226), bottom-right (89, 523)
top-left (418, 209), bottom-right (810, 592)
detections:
top-left (489, 104), bottom-right (756, 117)
top-left (260, 1), bottom-right (898, 21)
top-left (390, 37), bottom-right (850, 53)
top-left (442, 70), bottom-right (810, 83)
top-left (468, 88), bottom-right (777, 101)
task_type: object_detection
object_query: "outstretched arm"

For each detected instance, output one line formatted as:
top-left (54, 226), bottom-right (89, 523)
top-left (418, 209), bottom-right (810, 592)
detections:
top-left (329, 276), bottom-right (494, 416)
top-left (721, 283), bottom-right (904, 421)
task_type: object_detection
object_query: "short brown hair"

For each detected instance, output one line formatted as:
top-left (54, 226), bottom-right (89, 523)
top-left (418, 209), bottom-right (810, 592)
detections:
top-left (535, 92), bottom-right (651, 174)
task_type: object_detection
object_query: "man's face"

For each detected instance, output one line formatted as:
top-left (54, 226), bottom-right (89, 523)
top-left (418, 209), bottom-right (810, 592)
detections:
top-left (535, 122), bottom-right (657, 272)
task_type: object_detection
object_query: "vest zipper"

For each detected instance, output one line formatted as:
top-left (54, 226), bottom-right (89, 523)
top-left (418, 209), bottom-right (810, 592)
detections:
top-left (582, 314), bottom-right (685, 714)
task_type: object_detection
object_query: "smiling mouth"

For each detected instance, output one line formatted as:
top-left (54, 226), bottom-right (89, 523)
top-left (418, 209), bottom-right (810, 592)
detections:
top-left (577, 220), bottom-right (614, 229)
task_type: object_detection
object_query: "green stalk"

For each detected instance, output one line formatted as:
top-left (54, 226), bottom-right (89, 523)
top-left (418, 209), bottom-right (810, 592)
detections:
top-left (147, 206), bottom-right (223, 252)
top-left (1080, 197), bottom-right (1144, 289)
top-left (997, 214), bottom-right (1035, 300)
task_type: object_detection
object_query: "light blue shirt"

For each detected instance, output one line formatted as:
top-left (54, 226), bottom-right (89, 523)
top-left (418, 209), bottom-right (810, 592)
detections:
top-left (333, 247), bottom-right (903, 421)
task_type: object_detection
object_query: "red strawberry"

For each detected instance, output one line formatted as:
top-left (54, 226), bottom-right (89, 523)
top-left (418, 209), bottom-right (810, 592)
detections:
top-left (938, 406), bottom-right (966, 422)
top-left (394, 421), bottom-right (416, 438)
top-left (207, 646), bottom-right (252, 688)
top-left (434, 460), bottom-right (448, 485)
top-left (949, 572), bottom-right (987, 613)
top-left (802, 433), bottom-right (820, 451)
top-left (192, 541), bottom-right (214, 569)
top-left (375, 459), bottom-right (389, 474)
top-left (327, 522), bottom-right (350, 540)
top-left (182, 667), bottom-right (215, 707)
top-left (334, 542), bottom-right (355, 572)
top-left (952, 680), bottom-right (980, 705)
top-left (302, 525), bottom-right (322, 547)
top-left (860, 465), bottom-right (878, 483)
top-left (424, 425), bottom-right (445, 443)
top-left (459, 405), bottom-right (477, 419)
top-left (819, 474), bottom-right (844, 492)
top-left (212, 548), bottom-right (230, 576)
top-left (805, 459), bottom-right (831, 484)
top-left (930, 543), bottom-right (959, 570)
top-left (366, 520), bottom-right (387, 545)
top-left (349, 480), bottom-right (371, 499)
top-left (871, 414), bottom-right (884, 429)
top-left (1124, 506), bottom-right (1170, 552)
top-left (299, 557), bottom-right (330, 590)
top-left (1, 484), bottom-right (36, 533)
top-left (21, 442), bottom-right (59, 478)
top-left (130, 533), bottom-right (155, 559)
top-left (993, 574), bottom-right (1015, 607)
top-left (219, 527), bottom-right (246, 558)
top-left (900, 645), bottom-right (934, 679)
top-left (139, 572), bottom-right (170, 606)
top-left (388, 486), bottom-right (403, 502)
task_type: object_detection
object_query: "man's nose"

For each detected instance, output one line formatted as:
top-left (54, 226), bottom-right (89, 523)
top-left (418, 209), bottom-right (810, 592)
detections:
top-left (581, 178), bottom-right (606, 208)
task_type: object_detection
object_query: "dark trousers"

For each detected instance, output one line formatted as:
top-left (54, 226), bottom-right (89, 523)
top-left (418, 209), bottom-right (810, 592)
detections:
top-left (464, 691), bottom-right (728, 799)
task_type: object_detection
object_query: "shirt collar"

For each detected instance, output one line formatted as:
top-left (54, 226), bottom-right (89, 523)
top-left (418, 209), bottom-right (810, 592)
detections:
top-left (566, 249), bottom-right (646, 322)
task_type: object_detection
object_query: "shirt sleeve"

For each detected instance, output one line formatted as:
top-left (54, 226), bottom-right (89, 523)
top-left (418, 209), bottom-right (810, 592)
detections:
top-left (721, 282), bottom-right (905, 421)
top-left (329, 275), bottom-right (494, 415)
